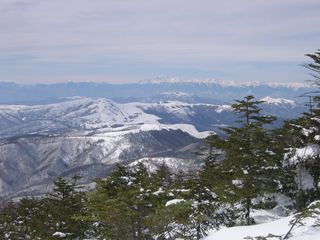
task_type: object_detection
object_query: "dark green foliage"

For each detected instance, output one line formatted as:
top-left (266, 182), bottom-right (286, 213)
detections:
top-left (85, 163), bottom-right (225, 240)
top-left (153, 162), bottom-right (173, 187)
top-left (184, 176), bottom-right (223, 239)
top-left (232, 95), bottom-right (276, 126)
top-left (44, 176), bottom-right (89, 239)
top-left (0, 176), bottom-right (88, 239)
top-left (207, 95), bottom-right (281, 225)
top-left (87, 164), bottom-right (164, 239)
top-left (304, 49), bottom-right (320, 84)
top-left (275, 50), bottom-right (320, 211)
top-left (279, 109), bottom-right (320, 210)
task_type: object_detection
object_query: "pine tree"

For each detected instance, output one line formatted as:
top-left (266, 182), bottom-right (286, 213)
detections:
top-left (280, 109), bottom-right (320, 210)
top-left (302, 49), bottom-right (320, 194)
top-left (15, 198), bottom-right (49, 239)
top-left (304, 49), bottom-right (320, 86)
top-left (185, 175), bottom-right (222, 239)
top-left (270, 50), bottom-right (320, 212)
top-left (0, 177), bottom-right (88, 239)
top-left (153, 162), bottom-right (173, 188)
top-left (200, 139), bottom-right (237, 228)
top-left (44, 176), bottom-right (89, 239)
top-left (0, 201), bottom-right (21, 239)
top-left (87, 164), bottom-right (160, 239)
top-left (210, 95), bottom-right (280, 225)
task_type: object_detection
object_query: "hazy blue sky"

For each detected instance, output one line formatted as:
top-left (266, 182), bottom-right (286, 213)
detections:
top-left (1, 0), bottom-right (320, 84)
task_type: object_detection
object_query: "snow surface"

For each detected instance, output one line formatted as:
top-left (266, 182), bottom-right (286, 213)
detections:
top-left (165, 199), bottom-right (185, 206)
top-left (204, 215), bottom-right (320, 240)
top-left (52, 232), bottom-right (67, 238)
top-left (137, 101), bottom-right (232, 120)
top-left (286, 144), bottom-right (320, 165)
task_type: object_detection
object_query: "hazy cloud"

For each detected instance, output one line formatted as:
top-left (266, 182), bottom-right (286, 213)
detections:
top-left (0, 0), bottom-right (319, 83)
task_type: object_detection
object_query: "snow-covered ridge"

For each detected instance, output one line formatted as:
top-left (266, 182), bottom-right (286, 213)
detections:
top-left (0, 96), bottom-right (304, 141)
top-left (138, 77), bottom-right (310, 89)
top-left (0, 97), bottom-right (211, 139)
top-left (260, 96), bottom-right (295, 105)
top-left (0, 97), bottom-right (209, 197)
top-left (137, 100), bottom-right (231, 112)
top-left (139, 77), bottom-right (216, 84)
top-left (159, 91), bottom-right (193, 97)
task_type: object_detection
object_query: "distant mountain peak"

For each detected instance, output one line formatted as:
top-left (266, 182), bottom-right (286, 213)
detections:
top-left (138, 77), bottom-right (310, 89)
top-left (159, 91), bottom-right (193, 97)
top-left (139, 77), bottom-right (217, 84)
top-left (260, 96), bottom-right (295, 105)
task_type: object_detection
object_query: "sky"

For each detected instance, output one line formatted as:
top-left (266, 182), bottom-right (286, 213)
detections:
top-left (0, 0), bottom-right (320, 84)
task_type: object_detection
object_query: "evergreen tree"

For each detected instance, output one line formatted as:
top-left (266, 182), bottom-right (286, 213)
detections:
top-left (209, 95), bottom-right (280, 225)
top-left (44, 176), bottom-right (89, 239)
top-left (280, 108), bottom-right (320, 210)
top-left (0, 176), bottom-right (88, 239)
top-left (0, 201), bottom-right (22, 239)
top-left (185, 175), bottom-right (223, 239)
top-left (153, 162), bottom-right (173, 187)
top-left (304, 49), bottom-right (320, 86)
top-left (87, 164), bottom-right (159, 239)
top-left (200, 139), bottom-right (237, 228)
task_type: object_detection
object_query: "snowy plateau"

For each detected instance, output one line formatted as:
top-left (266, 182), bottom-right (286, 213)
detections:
top-left (0, 95), bottom-right (306, 199)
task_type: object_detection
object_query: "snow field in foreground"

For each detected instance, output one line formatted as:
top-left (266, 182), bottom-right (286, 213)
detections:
top-left (204, 215), bottom-right (320, 240)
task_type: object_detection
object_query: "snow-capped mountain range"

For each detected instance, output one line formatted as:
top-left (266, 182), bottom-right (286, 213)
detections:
top-left (0, 95), bottom-right (307, 198)
top-left (139, 77), bottom-right (310, 89)
top-left (0, 80), bottom-right (313, 105)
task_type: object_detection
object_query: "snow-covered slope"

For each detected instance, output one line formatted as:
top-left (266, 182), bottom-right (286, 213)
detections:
top-left (0, 97), bottom-right (307, 197)
top-left (205, 214), bottom-right (320, 240)
top-left (0, 97), bottom-right (209, 198)
top-left (0, 97), bottom-right (212, 138)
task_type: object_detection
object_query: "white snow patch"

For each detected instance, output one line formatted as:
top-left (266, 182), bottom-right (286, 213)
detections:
top-left (286, 144), bottom-right (320, 165)
top-left (153, 188), bottom-right (165, 196)
top-left (164, 123), bottom-right (211, 138)
top-left (250, 209), bottom-right (282, 224)
top-left (165, 199), bottom-right (185, 206)
top-left (232, 179), bottom-right (243, 187)
top-left (52, 232), bottom-right (67, 238)
top-left (302, 128), bottom-right (315, 137)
